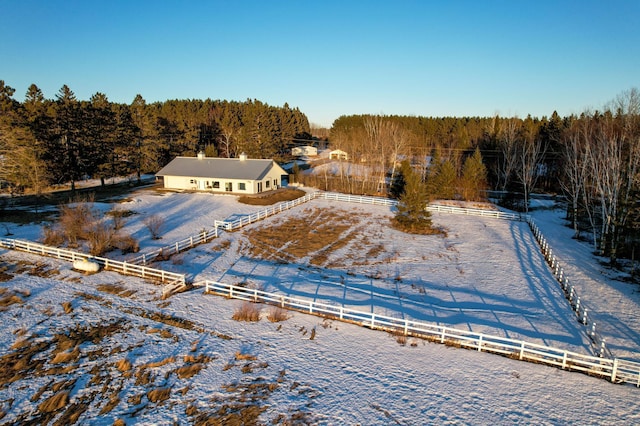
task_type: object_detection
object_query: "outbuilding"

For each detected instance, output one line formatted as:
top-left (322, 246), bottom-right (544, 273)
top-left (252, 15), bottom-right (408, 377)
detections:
top-left (291, 145), bottom-right (318, 157)
top-left (329, 149), bottom-right (349, 161)
top-left (156, 152), bottom-right (288, 194)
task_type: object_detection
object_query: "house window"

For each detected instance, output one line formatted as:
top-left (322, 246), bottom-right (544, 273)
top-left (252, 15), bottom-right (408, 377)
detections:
top-left (225, 182), bottom-right (233, 192)
top-left (265, 180), bottom-right (270, 188)
top-left (213, 181), bottom-right (220, 189)
top-left (190, 179), bottom-right (196, 184)
top-left (273, 179), bottom-right (277, 187)
top-left (239, 183), bottom-right (246, 191)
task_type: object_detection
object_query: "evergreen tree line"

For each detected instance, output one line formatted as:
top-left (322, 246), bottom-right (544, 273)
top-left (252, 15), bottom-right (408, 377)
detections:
top-left (0, 81), bottom-right (310, 194)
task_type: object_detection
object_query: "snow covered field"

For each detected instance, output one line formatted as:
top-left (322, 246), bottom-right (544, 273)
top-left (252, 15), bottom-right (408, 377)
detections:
top-left (1, 188), bottom-right (638, 424)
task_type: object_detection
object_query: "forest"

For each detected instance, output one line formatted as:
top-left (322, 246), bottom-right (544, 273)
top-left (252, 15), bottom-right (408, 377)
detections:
top-left (317, 89), bottom-right (640, 266)
top-left (0, 81), bottom-right (310, 192)
top-left (0, 80), bottom-right (638, 266)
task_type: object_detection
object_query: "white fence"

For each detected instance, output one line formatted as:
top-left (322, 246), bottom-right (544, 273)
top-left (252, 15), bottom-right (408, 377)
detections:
top-left (130, 228), bottom-right (219, 265)
top-left (315, 192), bottom-right (397, 206)
top-left (0, 239), bottom-right (185, 287)
top-left (526, 217), bottom-right (611, 358)
top-left (214, 192), bottom-right (317, 231)
top-left (203, 280), bottom-right (640, 387)
top-left (427, 204), bottom-right (521, 220)
top-left (212, 191), bottom-right (522, 231)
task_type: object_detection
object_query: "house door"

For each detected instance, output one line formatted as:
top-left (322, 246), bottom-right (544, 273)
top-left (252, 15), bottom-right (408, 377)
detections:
top-left (257, 182), bottom-right (262, 193)
top-left (198, 180), bottom-right (206, 190)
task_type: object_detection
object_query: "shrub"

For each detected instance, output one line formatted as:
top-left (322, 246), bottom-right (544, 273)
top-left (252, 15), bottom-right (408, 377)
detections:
top-left (58, 202), bottom-right (95, 246)
top-left (266, 307), bottom-right (289, 322)
top-left (108, 207), bottom-right (135, 230)
top-left (144, 214), bottom-right (165, 240)
top-left (113, 234), bottom-right (139, 254)
top-left (42, 226), bottom-right (65, 246)
top-left (232, 302), bottom-right (261, 322)
top-left (85, 221), bottom-right (115, 256)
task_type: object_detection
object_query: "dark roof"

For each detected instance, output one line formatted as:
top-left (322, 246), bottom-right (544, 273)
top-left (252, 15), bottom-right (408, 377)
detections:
top-left (156, 156), bottom-right (286, 180)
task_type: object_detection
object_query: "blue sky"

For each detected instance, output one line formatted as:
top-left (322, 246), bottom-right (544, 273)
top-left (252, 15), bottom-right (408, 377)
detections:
top-left (2, 0), bottom-right (639, 127)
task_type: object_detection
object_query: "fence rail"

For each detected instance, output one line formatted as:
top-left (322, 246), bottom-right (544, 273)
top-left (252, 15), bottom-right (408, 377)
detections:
top-left (525, 217), bottom-right (611, 358)
top-left (0, 238), bottom-right (185, 287)
top-left (130, 228), bottom-right (219, 265)
top-left (427, 204), bottom-right (521, 220)
top-left (203, 280), bottom-right (640, 387)
top-left (214, 192), bottom-right (316, 231)
top-left (212, 191), bottom-right (522, 231)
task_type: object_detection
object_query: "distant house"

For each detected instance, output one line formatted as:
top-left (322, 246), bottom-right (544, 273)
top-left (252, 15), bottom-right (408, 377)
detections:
top-left (156, 152), bottom-right (288, 194)
top-left (329, 149), bottom-right (349, 161)
top-left (291, 145), bottom-right (318, 157)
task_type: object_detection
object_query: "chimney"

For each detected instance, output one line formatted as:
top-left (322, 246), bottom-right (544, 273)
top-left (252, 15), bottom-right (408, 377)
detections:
top-left (239, 152), bottom-right (247, 161)
top-left (197, 151), bottom-right (205, 160)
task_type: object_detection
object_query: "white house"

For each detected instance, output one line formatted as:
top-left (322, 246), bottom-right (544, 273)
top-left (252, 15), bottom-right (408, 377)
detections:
top-left (329, 149), bottom-right (349, 161)
top-left (156, 152), bottom-right (288, 194)
top-left (291, 145), bottom-right (318, 157)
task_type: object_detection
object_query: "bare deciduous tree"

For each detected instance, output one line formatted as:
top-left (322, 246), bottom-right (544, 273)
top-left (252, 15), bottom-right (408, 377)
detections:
top-left (144, 214), bottom-right (165, 240)
top-left (497, 117), bottom-right (521, 192)
top-left (515, 129), bottom-right (547, 213)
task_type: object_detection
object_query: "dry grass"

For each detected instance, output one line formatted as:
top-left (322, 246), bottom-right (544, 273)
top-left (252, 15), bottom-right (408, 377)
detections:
top-left (113, 234), bottom-right (139, 254)
top-left (0, 289), bottom-right (26, 311)
top-left (237, 188), bottom-right (306, 206)
top-left (390, 217), bottom-right (446, 236)
top-left (0, 267), bottom-right (13, 282)
top-left (37, 390), bottom-right (69, 413)
top-left (120, 307), bottom-right (205, 332)
top-left (211, 239), bottom-right (231, 252)
top-left (116, 358), bottom-right (132, 373)
top-left (232, 302), bottom-right (262, 322)
top-left (99, 395), bottom-right (120, 415)
top-left (175, 364), bottom-right (205, 379)
top-left (51, 347), bottom-right (80, 364)
top-left (97, 283), bottom-right (136, 298)
top-left (266, 307), bottom-right (289, 322)
top-left (234, 351), bottom-right (258, 361)
top-left (243, 207), bottom-right (368, 266)
top-left (61, 301), bottom-right (73, 314)
top-left (140, 356), bottom-right (176, 370)
top-left (147, 387), bottom-right (171, 404)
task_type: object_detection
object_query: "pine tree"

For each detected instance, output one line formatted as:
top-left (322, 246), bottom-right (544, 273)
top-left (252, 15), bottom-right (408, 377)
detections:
top-left (428, 157), bottom-right (457, 200)
top-left (460, 147), bottom-right (488, 201)
top-left (392, 160), bottom-right (434, 234)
